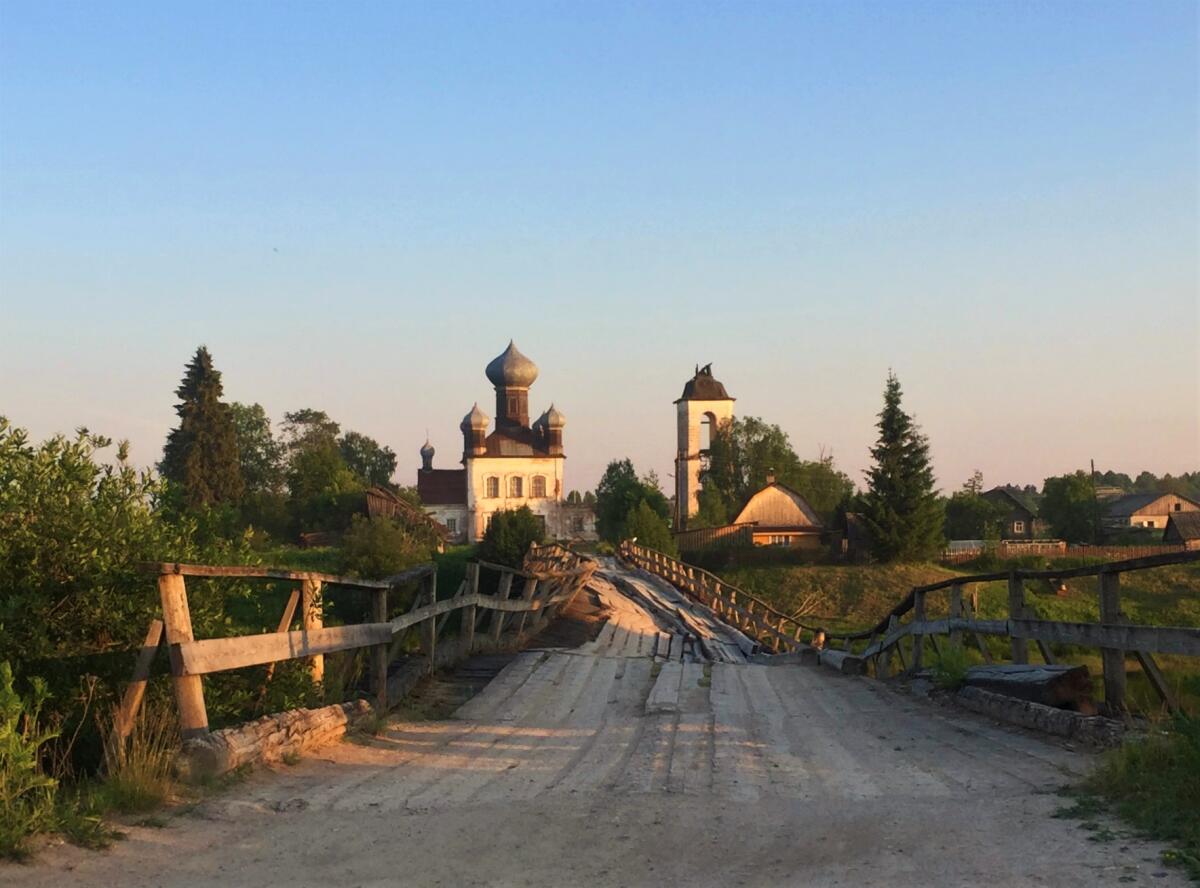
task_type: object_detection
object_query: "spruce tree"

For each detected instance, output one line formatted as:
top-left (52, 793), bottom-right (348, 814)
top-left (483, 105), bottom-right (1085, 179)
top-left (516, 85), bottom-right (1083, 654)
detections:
top-left (861, 372), bottom-right (944, 561)
top-left (160, 347), bottom-right (244, 508)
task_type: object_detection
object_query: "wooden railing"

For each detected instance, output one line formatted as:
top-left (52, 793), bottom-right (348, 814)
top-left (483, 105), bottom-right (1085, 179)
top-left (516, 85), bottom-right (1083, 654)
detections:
top-left (129, 549), bottom-right (594, 741)
top-left (619, 541), bottom-right (822, 655)
top-left (621, 541), bottom-right (1200, 714)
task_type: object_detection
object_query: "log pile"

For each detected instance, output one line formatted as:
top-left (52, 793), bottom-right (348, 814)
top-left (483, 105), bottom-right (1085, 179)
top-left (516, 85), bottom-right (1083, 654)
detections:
top-left (176, 699), bottom-right (372, 781)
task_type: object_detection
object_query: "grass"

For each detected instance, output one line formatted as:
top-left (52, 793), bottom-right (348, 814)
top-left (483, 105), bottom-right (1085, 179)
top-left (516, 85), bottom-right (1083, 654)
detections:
top-left (1053, 717), bottom-right (1200, 881)
top-left (931, 644), bottom-right (971, 691)
top-left (98, 701), bottom-right (180, 815)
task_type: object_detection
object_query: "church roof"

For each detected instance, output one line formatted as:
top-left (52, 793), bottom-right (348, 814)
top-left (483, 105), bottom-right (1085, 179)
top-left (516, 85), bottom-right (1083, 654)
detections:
top-left (485, 341), bottom-right (539, 388)
top-left (417, 469), bottom-right (467, 505)
top-left (481, 427), bottom-right (563, 458)
top-left (677, 364), bottom-right (734, 402)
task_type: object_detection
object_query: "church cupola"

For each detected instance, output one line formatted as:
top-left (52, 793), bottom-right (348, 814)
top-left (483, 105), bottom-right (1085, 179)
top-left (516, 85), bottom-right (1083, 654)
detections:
top-left (485, 341), bottom-right (538, 430)
top-left (460, 403), bottom-right (489, 458)
top-left (543, 404), bottom-right (565, 455)
top-left (419, 438), bottom-right (435, 471)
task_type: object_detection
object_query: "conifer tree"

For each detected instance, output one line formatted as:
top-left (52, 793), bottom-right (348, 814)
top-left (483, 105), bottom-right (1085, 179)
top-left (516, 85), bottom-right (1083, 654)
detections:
top-left (861, 372), bottom-right (944, 561)
top-left (160, 347), bottom-right (244, 508)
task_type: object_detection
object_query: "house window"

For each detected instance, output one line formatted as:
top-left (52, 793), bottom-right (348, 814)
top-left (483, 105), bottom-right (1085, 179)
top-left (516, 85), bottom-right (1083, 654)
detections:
top-left (571, 515), bottom-right (585, 533)
top-left (485, 476), bottom-right (500, 498)
top-left (1012, 520), bottom-right (1025, 534)
top-left (769, 534), bottom-right (790, 547)
top-left (1176, 503), bottom-right (1183, 511)
top-left (445, 517), bottom-right (457, 534)
top-left (531, 475), bottom-right (547, 498)
top-left (509, 476), bottom-right (524, 498)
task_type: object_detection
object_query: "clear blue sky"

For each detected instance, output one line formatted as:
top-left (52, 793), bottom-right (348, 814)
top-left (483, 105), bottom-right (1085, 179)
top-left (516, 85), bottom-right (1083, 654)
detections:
top-left (2, 1), bottom-right (1196, 493)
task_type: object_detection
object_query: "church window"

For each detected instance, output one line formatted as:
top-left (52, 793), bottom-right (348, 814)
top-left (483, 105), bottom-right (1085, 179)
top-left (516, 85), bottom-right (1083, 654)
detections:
top-left (509, 476), bottom-right (524, 498)
top-left (531, 475), bottom-right (547, 498)
top-left (445, 518), bottom-right (457, 533)
top-left (485, 476), bottom-right (499, 498)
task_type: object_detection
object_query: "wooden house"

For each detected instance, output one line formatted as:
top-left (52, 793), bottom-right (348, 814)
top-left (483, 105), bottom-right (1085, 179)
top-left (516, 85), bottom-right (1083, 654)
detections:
top-left (981, 487), bottom-right (1045, 540)
top-left (1104, 492), bottom-right (1200, 531)
top-left (731, 476), bottom-right (824, 549)
top-left (1163, 512), bottom-right (1200, 550)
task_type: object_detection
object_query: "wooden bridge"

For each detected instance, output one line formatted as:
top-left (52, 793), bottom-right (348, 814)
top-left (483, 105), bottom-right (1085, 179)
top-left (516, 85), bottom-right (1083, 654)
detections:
top-left (17, 545), bottom-right (1198, 887)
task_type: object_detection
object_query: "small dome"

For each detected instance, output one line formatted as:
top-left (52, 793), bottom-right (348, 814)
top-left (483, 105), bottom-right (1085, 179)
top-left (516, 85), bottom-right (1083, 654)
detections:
top-left (420, 438), bottom-right (435, 458)
top-left (544, 404), bottom-right (565, 428)
top-left (485, 341), bottom-right (539, 388)
top-left (460, 403), bottom-right (489, 431)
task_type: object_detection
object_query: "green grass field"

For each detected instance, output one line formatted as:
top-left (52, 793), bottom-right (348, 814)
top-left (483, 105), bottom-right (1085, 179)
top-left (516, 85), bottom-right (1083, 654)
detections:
top-left (716, 560), bottom-right (1200, 715)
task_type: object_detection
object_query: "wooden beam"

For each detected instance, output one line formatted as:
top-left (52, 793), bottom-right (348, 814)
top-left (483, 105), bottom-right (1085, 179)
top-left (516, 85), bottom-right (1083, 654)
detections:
top-left (257, 587), bottom-right (302, 702)
top-left (301, 578), bottom-right (325, 685)
top-left (1098, 570), bottom-right (1126, 714)
top-left (159, 574), bottom-right (209, 738)
top-left (372, 586), bottom-right (389, 710)
top-left (177, 622), bottom-right (394, 675)
top-left (112, 619), bottom-right (164, 744)
top-left (1008, 573), bottom-right (1028, 665)
top-left (948, 583), bottom-right (963, 650)
top-left (1134, 650), bottom-right (1181, 715)
top-left (144, 562), bottom-right (401, 589)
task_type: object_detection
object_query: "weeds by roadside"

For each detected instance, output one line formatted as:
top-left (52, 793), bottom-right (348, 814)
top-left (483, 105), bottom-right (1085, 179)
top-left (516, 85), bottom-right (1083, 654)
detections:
top-left (1059, 716), bottom-right (1200, 881)
top-left (0, 663), bottom-right (59, 859)
top-left (931, 645), bottom-right (971, 691)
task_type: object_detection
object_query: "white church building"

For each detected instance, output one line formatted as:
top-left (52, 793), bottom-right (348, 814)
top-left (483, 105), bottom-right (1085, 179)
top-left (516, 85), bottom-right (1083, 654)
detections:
top-left (417, 342), bottom-right (596, 544)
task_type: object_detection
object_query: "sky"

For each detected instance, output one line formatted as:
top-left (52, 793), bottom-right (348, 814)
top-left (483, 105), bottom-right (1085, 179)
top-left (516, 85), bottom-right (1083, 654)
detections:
top-left (1, 1), bottom-right (1197, 495)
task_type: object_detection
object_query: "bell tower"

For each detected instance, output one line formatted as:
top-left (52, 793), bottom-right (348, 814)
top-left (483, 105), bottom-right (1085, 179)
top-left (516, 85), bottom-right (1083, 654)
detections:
top-left (674, 364), bottom-right (735, 530)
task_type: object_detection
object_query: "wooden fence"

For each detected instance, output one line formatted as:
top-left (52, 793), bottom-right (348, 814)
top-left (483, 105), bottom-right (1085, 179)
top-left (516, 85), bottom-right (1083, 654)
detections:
top-left (673, 523), bottom-right (755, 553)
top-left (620, 541), bottom-right (1200, 715)
top-left (940, 542), bottom-right (1188, 565)
top-left (125, 546), bottom-right (594, 741)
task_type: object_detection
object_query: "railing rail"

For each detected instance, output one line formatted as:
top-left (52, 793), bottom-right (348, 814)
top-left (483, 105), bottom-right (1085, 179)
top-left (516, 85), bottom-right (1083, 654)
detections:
top-left (620, 541), bottom-right (1200, 715)
top-left (127, 549), bottom-right (594, 741)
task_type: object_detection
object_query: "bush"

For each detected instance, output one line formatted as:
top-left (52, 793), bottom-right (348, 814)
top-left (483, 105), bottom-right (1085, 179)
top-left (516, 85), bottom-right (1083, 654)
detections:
top-left (0, 419), bottom-right (251, 774)
top-left (0, 662), bottom-right (59, 859)
top-left (477, 507), bottom-right (544, 568)
top-left (339, 515), bottom-right (434, 578)
top-left (931, 644), bottom-right (971, 691)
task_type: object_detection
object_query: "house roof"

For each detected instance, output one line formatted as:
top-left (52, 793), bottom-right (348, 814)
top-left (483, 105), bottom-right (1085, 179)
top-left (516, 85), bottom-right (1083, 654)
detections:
top-left (732, 481), bottom-right (823, 530)
top-left (983, 486), bottom-right (1039, 517)
top-left (1104, 492), bottom-right (1188, 517)
top-left (416, 469), bottom-right (468, 505)
top-left (365, 486), bottom-right (451, 539)
top-left (1165, 512), bottom-right (1200, 541)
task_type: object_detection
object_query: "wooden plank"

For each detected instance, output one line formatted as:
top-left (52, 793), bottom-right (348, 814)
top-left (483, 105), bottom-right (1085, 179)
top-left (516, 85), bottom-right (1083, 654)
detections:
top-left (463, 564), bottom-right (478, 654)
top-left (257, 587), bottom-right (302, 700)
top-left (911, 590), bottom-right (926, 673)
top-left (178, 622), bottom-right (394, 675)
top-left (948, 583), bottom-right (963, 650)
top-left (112, 619), bottom-right (164, 743)
top-left (1134, 650), bottom-right (1181, 715)
top-left (492, 572), bottom-right (514, 641)
top-left (159, 574), bottom-right (209, 738)
top-left (422, 572), bottom-right (438, 668)
top-left (145, 562), bottom-right (404, 589)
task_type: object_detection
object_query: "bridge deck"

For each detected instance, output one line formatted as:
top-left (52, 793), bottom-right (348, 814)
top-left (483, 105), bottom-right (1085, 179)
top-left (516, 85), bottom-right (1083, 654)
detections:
top-left (11, 561), bottom-right (1186, 887)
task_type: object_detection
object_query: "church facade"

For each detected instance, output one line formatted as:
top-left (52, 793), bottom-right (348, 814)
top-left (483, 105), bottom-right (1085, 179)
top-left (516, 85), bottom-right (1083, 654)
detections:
top-left (417, 342), bottom-right (597, 544)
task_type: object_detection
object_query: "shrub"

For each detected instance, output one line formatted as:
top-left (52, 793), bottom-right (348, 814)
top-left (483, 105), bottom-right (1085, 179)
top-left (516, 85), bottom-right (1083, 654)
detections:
top-left (339, 514), bottom-right (434, 579)
top-left (477, 507), bottom-right (544, 568)
top-left (931, 644), bottom-right (971, 691)
top-left (0, 662), bottom-right (59, 859)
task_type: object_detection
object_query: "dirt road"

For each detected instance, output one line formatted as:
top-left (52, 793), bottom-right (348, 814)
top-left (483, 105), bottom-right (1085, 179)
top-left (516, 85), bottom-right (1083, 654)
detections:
top-left (9, 565), bottom-right (1185, 887)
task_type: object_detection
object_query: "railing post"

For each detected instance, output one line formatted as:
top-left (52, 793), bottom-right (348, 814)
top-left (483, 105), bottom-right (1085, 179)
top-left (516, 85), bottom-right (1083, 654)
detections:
top-left (159, 573), bottom-right (209, 739)
top-left (492, 571), bottom-right (514, 642)
top-left (516, 577), bottom-right (539, 637)
top-left (422, 571), bottom-right (438, 670)
top-left (949, 583), bottom-right (963, 651)
top-left (1099, 569), bottom-right (1126, 714)
top-left (463, 563), bottom-right (478, 654)
top-left (1007, 572), bottom-right (1028, 664)
top-left (911, 590), bottom-right (926, 673)
top-left (372, 585), bottom-right (388, 711)
top-left (301, 577), bottom-right (325, 685)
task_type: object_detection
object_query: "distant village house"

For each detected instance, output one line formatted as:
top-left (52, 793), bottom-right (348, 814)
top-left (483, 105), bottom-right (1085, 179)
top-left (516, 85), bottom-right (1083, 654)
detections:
top-left (1163, 512), bottom-right (1200, 550)
top-left (1104, 492), bottom-right (1200, 531)
top-left (981, 487), bottom-right (1047, 540)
